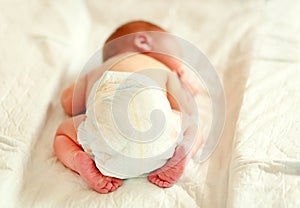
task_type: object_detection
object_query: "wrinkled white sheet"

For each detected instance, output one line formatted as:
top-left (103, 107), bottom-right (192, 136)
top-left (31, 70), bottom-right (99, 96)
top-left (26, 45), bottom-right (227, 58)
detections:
top-left (0, 0), bottom-right (299, 207)
top-left (227, 1), bottom-right (300, 207)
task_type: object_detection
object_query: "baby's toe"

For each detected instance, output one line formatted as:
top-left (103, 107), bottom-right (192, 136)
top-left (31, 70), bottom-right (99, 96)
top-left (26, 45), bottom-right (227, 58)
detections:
top-left (147, 174), bottom-right (156, 183)
top-left (94, 180), bottom-right (112, 194)
top-left (153, 177), bottom-right (165, 188)
top-left (148, 173), bottom-right (174, 188)
top-left (97, 188), bottom-right (109, 194)
top-left (104, 180), bottom-right (113, 191)
top-left (112, 182), bottom-right (120, 190)
top-left (157, 179), bottom-right (163, 187)
top-left (96, 177), bottom-right (122, 193)
top-left (112, 178), bottom-right (122, 187)
top-left (152, 177), bottom-right (161, 185)
top-left (162, 181), bottom-right (172, 188)
top-left (110, 186), bottom-right (116, 192)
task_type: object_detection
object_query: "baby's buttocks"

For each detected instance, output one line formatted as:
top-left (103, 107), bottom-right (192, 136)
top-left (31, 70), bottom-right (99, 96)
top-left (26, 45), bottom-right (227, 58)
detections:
top-left (78, 71), bottom-right (183, 179)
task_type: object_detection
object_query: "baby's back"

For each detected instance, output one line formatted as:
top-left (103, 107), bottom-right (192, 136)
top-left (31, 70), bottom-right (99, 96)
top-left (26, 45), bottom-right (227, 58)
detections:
top-left (108, 53), bottom-right (170, 91)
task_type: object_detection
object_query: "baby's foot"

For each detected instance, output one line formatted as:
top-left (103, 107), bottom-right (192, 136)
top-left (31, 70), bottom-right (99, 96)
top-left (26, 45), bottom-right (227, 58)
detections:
top-left (74, 151), bottom-right (122, 193)
top-left (148, 146), bottom-right (186, 188)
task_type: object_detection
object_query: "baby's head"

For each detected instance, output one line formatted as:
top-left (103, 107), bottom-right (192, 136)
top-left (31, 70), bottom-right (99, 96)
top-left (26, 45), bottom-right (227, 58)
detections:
top-left (103, 20), bottom-right (200, 95)
top-left (103, 20), bottom-right (183, 77)
top-left (104, 20), bottom-right (166, 47)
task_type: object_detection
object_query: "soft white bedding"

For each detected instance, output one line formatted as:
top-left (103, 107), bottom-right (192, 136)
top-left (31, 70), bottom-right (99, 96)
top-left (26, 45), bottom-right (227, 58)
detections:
top-left (227, 1), bottom-right (300, 207)
top-left (0, 0), bottom-right (299, 207)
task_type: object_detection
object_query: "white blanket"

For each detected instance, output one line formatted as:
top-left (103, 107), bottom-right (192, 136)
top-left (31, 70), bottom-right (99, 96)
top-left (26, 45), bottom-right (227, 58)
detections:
top-left (0, 0), bottom-right (299, 207)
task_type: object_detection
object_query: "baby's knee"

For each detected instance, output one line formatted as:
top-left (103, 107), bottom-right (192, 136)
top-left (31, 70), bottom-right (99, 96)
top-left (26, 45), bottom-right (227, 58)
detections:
top-left (55, 118), bottom-right (77, 141)
top-left (55, 120), bottom-right (71, 137)
top-left (55, 115), bottom-right (86, 143)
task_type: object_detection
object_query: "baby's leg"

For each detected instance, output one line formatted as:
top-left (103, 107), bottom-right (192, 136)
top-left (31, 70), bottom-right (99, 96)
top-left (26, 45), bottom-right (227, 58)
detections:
top-left (54, 115), bottom-right (122, 193)
top-left (147, 145), bottom-right (186, 188)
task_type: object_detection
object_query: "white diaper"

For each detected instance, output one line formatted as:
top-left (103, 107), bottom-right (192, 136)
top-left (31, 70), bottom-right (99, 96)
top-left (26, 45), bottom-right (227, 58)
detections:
top-left (78, 71), bottom-right (182, 179)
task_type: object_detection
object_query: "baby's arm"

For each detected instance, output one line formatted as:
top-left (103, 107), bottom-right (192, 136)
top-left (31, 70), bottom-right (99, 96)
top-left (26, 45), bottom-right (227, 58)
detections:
top-left (61, 77), bottom-right (87, 116)
top-left (54, 115), bottom-right (122, 193)
top-left (61, 53), bottom-right (131, 116)
top-left (61, 54), bottom-right (126, 116)
top-left (168, 71), bottom-right (203, 155)
top-left (148, 71), bottom-right (202, 188)
top-left (61, 67), bottom-right (105, 116)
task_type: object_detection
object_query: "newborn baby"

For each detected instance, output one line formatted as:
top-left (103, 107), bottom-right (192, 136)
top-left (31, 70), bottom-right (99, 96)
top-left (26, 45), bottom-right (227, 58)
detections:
top-left (78, 53), bottom-right (184, 179)
top-left (54, 20), bottom-right (202, 194)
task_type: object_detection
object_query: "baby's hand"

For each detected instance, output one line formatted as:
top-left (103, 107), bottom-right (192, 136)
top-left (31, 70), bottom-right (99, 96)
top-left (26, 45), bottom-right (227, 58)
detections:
top-left (147, 145), bottom-right (186, 188)
top-left (74, 151), bottom-right (122, 193)
top-left (179, 67), bottom-right (201, 96)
